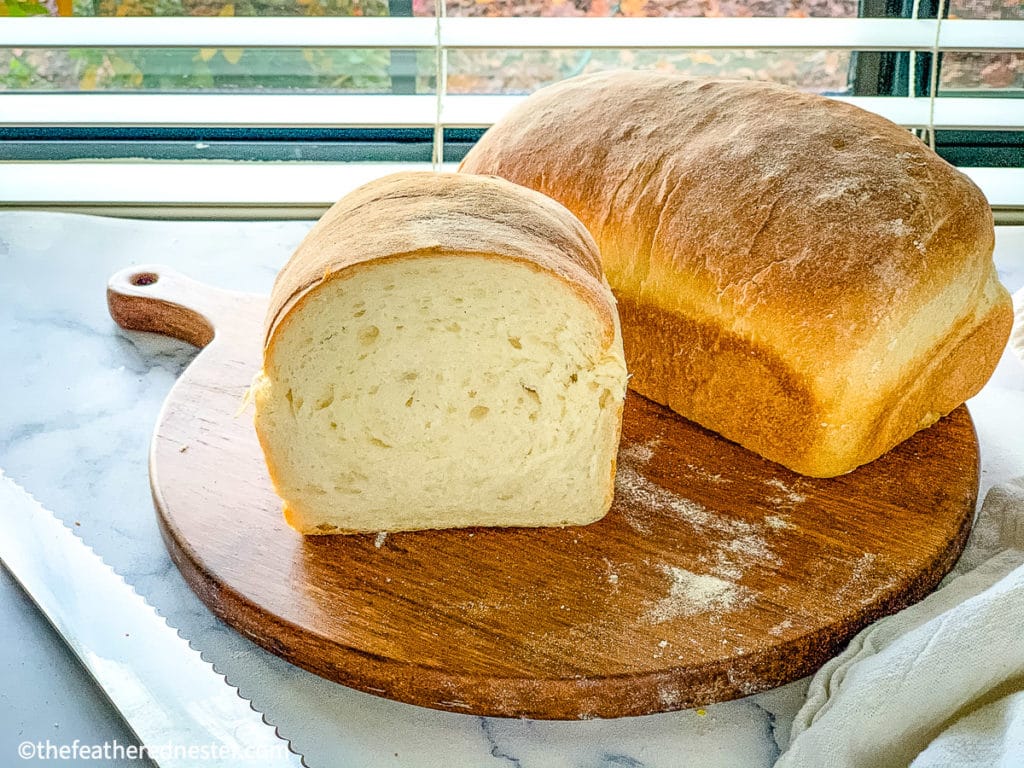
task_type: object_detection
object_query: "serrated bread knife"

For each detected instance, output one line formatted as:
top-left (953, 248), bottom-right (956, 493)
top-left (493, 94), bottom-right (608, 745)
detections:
top-left (0, 470), bottom-right (305, 767)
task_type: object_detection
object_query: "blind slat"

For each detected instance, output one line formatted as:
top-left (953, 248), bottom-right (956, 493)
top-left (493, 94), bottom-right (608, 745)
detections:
top-left (3, 17), bottom-right (1023, 53)
top-left (3, 17), bottom-right (437, 49)
top-left (0, 162), bottom-right (1017, 208)
top-left (3, 93), bottom-right (1021, 131)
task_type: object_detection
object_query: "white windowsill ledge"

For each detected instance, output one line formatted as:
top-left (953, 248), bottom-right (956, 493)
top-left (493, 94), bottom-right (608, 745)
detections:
top-left (0, 162), bottom-right (1021, 222)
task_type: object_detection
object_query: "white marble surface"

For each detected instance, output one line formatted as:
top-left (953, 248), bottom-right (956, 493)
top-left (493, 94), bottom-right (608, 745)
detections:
top-left (0, 212), bottom-right (1022, 768)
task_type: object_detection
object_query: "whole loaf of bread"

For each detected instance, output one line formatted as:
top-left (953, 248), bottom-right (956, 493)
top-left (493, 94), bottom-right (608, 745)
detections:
top-left (460, 71), bottom-right (1013, 477)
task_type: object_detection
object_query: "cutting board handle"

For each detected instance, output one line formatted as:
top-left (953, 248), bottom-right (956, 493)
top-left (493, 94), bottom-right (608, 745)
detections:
top-left (107, 265), bottom-right (252, 348)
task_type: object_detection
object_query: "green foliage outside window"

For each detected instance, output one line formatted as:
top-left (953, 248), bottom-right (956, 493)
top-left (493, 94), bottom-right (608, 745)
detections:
top-left (0, 0), bottom-right (1019, 92)
top-left (0, 0), bottom-right (393, 92)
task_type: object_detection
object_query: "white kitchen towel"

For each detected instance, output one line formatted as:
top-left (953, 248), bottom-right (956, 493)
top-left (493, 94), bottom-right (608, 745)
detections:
top-left (776, 476), bottom-right (1024, 768)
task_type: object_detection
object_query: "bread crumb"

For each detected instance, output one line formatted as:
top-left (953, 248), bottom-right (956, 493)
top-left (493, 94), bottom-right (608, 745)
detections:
top-left (658, 639), bottom-right (668, 648)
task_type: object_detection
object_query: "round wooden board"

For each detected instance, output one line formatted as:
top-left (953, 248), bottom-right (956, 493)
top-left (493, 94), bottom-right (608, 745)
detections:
top-left (108, 265), bottom-right (979, 720)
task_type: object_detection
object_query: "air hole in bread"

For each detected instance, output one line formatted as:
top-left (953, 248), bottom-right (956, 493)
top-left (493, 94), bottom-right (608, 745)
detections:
top-left (313, 386), bottom-right (334, 411)
top-left (284, 388), bottom-right (303, 416)
top-left (358, 326), bottom-right (380, 345)
top-left (521, 384), bottom-right (541, 406)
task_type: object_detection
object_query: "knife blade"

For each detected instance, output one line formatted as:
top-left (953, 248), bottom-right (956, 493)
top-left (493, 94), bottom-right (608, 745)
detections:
top-left (0, 470), bottom-right (305, 768)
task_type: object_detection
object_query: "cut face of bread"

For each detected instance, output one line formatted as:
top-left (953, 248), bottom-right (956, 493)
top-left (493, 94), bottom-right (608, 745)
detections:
top-left (256, 256), bottom-right (622, 532)
top-left (254, 253), bottom-right (626, 534)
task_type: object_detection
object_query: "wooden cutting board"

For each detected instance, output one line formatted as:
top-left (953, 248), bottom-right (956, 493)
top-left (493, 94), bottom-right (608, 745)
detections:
top-left (108, 265), bottom-right (979, 720)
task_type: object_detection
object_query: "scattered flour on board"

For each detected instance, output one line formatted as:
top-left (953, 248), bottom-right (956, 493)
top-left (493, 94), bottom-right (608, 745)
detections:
top-left (709, 535), bottom-right (781, 581)
top-left (620, 438), bottom-right (660, 465)
top-left (616, 465), bottom-right (788, 582)
top-left (835, 552), bottom-right (889, 603)
top-left (647, 565), bottom-right (747, 624)
top-left (374, 532), bottom-right (387, 548)
top-left (601, 556), bottom-right (621, 587)
top-left (726, 534), bottom-right (774, 561)
top-left (710, 552), bottom-right (743, 581)
top-left (769, 618), bottom-right (794, 637)
top-left (616, 465), bottom-right (754, 536)
top-left (659, 684), bottom-right (685, 709)
top-left (686, 463), bottom-right (728, 484)
top-left (765, 478), bottom-right (807, 506)
top-left (727, 667), bottom-right (762, 696)
top-left (850, 552), bottom-right (877, 583)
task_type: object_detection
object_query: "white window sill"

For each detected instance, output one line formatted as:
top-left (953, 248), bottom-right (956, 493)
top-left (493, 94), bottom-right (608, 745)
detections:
top-left (0, 161), bottom-right (1021, 222)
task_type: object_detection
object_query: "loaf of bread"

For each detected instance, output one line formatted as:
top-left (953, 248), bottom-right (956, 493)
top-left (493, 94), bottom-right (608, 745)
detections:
top-left (252, 172), bottom-right (627, 533)
top-left (460, 71), bottom-right (1013, 477)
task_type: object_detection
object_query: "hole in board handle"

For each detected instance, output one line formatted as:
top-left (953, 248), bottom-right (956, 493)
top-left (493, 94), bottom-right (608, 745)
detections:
top-left (131, 272), bottom-right (159, 287)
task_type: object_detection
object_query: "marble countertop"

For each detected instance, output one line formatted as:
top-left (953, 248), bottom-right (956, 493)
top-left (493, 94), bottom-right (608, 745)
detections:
top-left (1, 212), bottom-right (1022, 768)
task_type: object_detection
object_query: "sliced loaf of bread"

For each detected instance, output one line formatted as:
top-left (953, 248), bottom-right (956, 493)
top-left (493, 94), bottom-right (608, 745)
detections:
top-left (253, 172), bottom-right (628, 533)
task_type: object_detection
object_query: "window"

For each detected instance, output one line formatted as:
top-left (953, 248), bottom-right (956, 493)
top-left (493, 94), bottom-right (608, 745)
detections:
top-left (1, 0), bottom-right (1021, 217)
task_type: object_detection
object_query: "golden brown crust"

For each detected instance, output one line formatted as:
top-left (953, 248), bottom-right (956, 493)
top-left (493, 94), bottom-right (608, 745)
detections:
top-left (616, 296), bottom-right (821, 470)
top-left (619, 284), bottom-right (1011, 477)
top-left (264, 172), bottom-right (613, 352)
top-left (461, 70), bottom-right (1013, 476)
